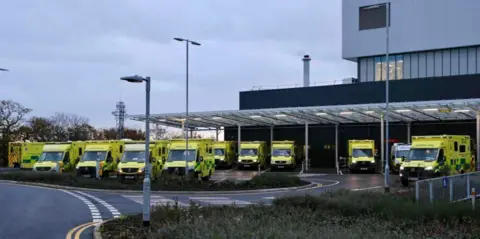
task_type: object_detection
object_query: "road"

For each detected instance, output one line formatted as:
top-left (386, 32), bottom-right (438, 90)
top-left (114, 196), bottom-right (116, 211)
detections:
top-left (0, 169), bottom-right (389, 239)
top-left (0, 183), bottom-right (93, 239)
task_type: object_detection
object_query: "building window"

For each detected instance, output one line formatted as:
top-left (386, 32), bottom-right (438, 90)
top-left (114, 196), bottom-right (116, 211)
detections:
top-left (375, 57), bottom-right (382, 81)
top-left (395, 55), bottom-right (403, 80)
top-left (359, 3), bottom-right (390, 31)
top-left (374, 55), bottom-right (403, 81)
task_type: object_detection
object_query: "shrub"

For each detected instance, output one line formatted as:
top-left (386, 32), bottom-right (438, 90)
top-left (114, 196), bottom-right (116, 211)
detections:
top-left (0, 171), bottom-right (308, 191)
top-left (273, 190), bottom-right (480, 222)
top-left (101, 199), bottom-right (480, 239)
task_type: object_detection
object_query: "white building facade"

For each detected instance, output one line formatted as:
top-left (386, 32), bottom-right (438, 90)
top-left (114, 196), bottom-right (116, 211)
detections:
top-left (342, 0), bottom-right (480, 82)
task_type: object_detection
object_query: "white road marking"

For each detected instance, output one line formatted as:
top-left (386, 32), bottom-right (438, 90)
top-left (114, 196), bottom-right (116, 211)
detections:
top-left (75, 191), bottom-right (121, 218)
top-left (351, 186), bottom-right (383, 191)
top-left (60, 189), bottom-right (103, 223)
top-left (189, 196), bottom-right (253, 206)
top-left (262, 196), bottom-right (276, 200)
top-left (123, 195), bottom-right (189, 207)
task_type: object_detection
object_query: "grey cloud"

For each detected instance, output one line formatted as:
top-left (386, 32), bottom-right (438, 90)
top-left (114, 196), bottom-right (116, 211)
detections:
top-left (0, 0), bottom-right (355, 128)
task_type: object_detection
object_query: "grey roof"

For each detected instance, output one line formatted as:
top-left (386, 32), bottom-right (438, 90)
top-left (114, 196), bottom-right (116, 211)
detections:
top-left (128, 99), bottom-right (480, 130)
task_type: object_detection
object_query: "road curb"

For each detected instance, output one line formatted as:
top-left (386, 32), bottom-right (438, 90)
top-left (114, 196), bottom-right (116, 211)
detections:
top-left (93, 222), bottom-right (102, 239)
top-left (93, 219), bottom-right (114, 239)
top-left (0, 180), bottom-right (318, 195)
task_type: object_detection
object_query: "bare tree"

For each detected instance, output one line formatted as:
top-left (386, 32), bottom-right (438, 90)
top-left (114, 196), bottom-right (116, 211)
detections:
top-left (151, 124), bottom-right (167, 140)
top-left (0, 100), bottom-right (31, 166)
top-left (50, 112), bottom-right (91, 141)
top-left (0, 100), bottom-right (32, 135)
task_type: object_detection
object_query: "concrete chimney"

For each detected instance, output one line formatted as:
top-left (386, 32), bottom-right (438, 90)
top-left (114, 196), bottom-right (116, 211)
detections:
top-left (302, 55), bottom-right (311, 87)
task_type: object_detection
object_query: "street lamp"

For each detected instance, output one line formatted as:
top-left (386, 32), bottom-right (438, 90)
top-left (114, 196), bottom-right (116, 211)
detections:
top-left (120, 74), bottom-right (151, 226)
top-left (364, 2), bottom-right (390, 193)
top-left (174, 37), bottom-right (201, 176)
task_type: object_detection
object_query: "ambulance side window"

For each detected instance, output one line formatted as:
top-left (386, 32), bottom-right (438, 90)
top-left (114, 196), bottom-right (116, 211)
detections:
top-left (162, 147), bottom-right (166, 154)
top-left (119, 146), bottom-right (123, 153)
top-left (79, 148), bottom-right (83, 155)
top-left (438, 149), bottom-right (445, 162)
top-left (454, 142), bottom-right (458, 151)
top-left (460, 145), bottom-right (466, 153)
top-left (158, 148), bottom-right (161, 155)
top-left (10, 147), bottom-right (13, 153)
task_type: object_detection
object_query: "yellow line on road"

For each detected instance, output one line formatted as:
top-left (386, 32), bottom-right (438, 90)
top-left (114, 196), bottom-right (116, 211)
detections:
top-left (65, 221), bottom-right (96, 239)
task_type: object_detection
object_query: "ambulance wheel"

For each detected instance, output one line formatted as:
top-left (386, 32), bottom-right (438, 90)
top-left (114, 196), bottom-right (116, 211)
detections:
top-left (201, 171), bottom-right (211, 181)
top-left (101, 170), bottom-right (109, 179)
top-left (401, 178), bottom-right (409, 187)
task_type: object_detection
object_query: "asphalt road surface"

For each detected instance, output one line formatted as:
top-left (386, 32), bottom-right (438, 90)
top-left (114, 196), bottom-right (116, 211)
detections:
top-left (0, 183), bottom-right (93, 239)
top-left (0, 170), bottom-right (391, 239)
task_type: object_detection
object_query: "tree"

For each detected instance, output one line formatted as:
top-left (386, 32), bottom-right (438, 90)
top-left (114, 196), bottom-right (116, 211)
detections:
top-left (50, 112), bottom-right (92, 141)
top-left (124, 128), bottom-right (145, 140)
top-left (0, 100), bottom-right (31, 166)
top-left (22, 117), bottom-right (55, 141)
top-left (151, 124), bottom-right (167, 140)
top-left (0, 100), bottom-right (32, 135)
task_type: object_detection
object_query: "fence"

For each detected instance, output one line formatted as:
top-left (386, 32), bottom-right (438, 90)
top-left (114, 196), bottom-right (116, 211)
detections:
top-left (415, 172), bottom-right (480, 204)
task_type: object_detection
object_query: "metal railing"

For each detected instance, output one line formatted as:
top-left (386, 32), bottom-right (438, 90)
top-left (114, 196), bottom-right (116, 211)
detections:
top-left (250, 80), bottom-right (347, 91)
top-left (414, 172), bottom-right (480, 203)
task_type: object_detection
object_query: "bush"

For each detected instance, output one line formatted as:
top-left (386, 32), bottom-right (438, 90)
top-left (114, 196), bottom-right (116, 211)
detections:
top-left (273, 190), bottom-right (479, 222)
top-left (100, 193), bottom-right (480, 239)
top-left (0, 171), bottom-right (308, 191)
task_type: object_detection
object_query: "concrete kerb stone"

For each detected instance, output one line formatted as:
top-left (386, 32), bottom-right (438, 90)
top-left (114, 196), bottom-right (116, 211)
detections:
top-left (93, 219), bottom-right (115, 239)
top-left (0, 180), bottom-right (318, 195)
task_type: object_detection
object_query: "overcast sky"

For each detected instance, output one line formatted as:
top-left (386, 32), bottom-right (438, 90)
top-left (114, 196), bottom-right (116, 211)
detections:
top-left (0, 0), bottom-right (356, 129)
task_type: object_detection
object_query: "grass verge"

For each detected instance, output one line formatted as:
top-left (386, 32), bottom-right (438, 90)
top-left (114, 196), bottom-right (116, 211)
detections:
top-left (100, 190), bottom-right (480, 239)
top-left (0, 170), bottom-right (308, 191)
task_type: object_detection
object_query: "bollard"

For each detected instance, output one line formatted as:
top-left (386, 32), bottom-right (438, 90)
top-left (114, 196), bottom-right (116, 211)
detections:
top-left (467, 175), bottom-right (471, 199)
top-left (415, 181), bottom-right (420, 202)
top-left (449, 177), bottom-right (454, 202)
top-left (429, 181), bottom-right (433, 203)
top-left (55, 162), bottom-right (60, 172)
top-left (472, 188), bottom-right (476, 211)
top-left (96, 161), bottom-right (100, 179)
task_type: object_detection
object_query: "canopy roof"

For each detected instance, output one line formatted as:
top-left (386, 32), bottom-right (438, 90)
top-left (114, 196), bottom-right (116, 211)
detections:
top-left (128, 99), bottom-right (480, 130)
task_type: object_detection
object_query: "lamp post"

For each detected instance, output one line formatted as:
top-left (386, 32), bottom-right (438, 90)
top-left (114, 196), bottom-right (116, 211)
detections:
top-left (384, 1), bottom-right (391, 193)
top-left (120, 74), bottom-right (151, 226)
top-left (364, 2), bottom-right (390, 193)
top-left (173, 37), bottom-right (201, 175)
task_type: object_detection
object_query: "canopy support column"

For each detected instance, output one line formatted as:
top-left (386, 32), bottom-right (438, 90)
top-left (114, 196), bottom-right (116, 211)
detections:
top-left (477, 112), bottom-right (480, 171)
top-left (407, 123), bottom-right (411, 144)
top-left (335, 124), bottom-right (340, 175)
top-left (380, 114), bottom-right (384, 174)
top-left (305, 122), bottom-right (309, 171)
top-left (270, 126), bottom-right (274, 156)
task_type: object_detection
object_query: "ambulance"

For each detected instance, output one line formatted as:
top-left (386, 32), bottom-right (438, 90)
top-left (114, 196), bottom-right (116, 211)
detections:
top-left (238, 141), bottom-right (268, 169)
top-left (270, 141), bottom-right (302, 170)
top-left (400, 135), bottom-right (474, 186)
top-left (390, 143), bottom-right (411, 173)
top-left (33, 141), bottom-right (85, 172)
top-left (348, 140), bottom-right (376, 173)
top-left (117, 140), bottom-right (169, 181)
top-left (163, 139), bottom-right (215, 180)
top-left (8, 141), bottom-right (45, 170)
top-left (76, 140), bottom-right (125, 178)
top-left (213, 141), bottom-right (237, 169)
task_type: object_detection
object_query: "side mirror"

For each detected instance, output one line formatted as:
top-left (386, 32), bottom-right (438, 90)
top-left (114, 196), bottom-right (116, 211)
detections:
top-left (116, 158), bottom-right (120, 163)
top-left (401, 156), bottom-right (406, 161)
top-left (106, 157), bottom-right (113, 163)
top-left (196, 156), bottom-right (204, 162)
top-left (149, 157), bottom-right (154, 163)
top-left (162, 157), bottom-right (166, 163)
